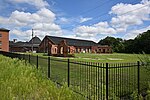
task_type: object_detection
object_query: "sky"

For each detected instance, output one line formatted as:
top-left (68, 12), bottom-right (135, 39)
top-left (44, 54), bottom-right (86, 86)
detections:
top-left (0, 0), bottom-right (150, 42)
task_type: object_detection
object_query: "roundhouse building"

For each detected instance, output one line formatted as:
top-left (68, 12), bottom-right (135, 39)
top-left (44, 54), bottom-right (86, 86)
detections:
top-left (38, 36), bottom-right (112, 56)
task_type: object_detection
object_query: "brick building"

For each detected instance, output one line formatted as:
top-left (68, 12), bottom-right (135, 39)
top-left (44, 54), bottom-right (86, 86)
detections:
top-left (0, 28), bottom-right (9, 52)
top-left (38, 36), bottom-right (112, 56)
top-left (9, 36), bottom-right (41, 52)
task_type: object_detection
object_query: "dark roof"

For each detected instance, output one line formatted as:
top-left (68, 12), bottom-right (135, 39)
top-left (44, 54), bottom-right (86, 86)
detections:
top-left (10, 42), bottom-right (40, 48)
top-left (46, 36), bottom-right (98, 46)
top-left (9, 36), bottom-right (41, 48)
top-left (29, 36), bottom-right (41, 44)
top-left (9, 41), bottom-right (32, 47)
top-left (0, 28), bottom-right (10, 32)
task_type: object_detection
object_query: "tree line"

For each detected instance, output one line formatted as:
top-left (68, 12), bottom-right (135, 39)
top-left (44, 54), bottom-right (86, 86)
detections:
top-left (98, 30), bottom-right (150, 54)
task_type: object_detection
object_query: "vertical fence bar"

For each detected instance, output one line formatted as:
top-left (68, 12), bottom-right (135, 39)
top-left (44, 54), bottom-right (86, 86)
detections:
top-left (28, 54), bottom-right (30, 63)
top-left (48, 56), bottom-right (50, 78)
top-left (37, 55), bottom-right (38, 69)
top-left (137, 61), bottom-right (140, 99)
top-left (106, 63), bottom-right (109, 100)
top-left (68, 59), bottom-right (70, 87)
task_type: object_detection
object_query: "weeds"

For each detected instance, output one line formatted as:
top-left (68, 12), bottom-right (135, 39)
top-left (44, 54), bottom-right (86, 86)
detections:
top-left (0, 55), bottom-right (83, 100)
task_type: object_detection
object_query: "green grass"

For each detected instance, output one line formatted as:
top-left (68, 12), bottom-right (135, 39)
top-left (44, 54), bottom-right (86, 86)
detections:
top-left (15, 53), bottom-right (150, 99)
top-left (23, 52), bottom-right (150, 63)
top-left (74, 53), bottom-right (145, 63)
top-left (0, 55), bottom-right (83, 100)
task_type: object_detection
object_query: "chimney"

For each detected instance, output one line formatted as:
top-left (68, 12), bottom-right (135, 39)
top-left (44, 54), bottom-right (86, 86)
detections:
top-left (13, 39), bottom-right (17, 43)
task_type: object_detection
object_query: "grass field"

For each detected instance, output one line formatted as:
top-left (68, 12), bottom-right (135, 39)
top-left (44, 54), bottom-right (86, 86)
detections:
top-left (19, 53), bottom-right (150, 99)
top-left (0, 55), bottom-right (83, 100)
top-left (74, 53), bottom-right (139, 62)
top-left (4, 52), bottom-right (150, 99)
top-left (25, 52), bottom-right (150, 63)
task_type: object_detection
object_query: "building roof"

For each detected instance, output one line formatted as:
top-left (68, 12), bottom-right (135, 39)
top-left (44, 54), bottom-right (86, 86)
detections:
top-left (29, 36), bottom-right (41, 44)
top-left (0, 28), bottom-right (10, 32)
top-left (46, 36), bottom-right (98, 47)
top-left (10, 36), bottom-right (41, 48)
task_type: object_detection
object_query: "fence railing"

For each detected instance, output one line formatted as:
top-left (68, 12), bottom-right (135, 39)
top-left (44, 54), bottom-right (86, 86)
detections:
top-left (0, 51), bottom-right (149, 100)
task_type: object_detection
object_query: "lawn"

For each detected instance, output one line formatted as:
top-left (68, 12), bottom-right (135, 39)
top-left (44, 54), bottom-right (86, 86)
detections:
top-left (0, 55), bottom-right (83, 100)
top-left (19, 53), bottom-right (150, 99)
top-left (4, 52), bottom-right (150, 99)
top-left (74, 53), bottom-right (143, 63)
top-left (24, 52), bottom-right (149, 63)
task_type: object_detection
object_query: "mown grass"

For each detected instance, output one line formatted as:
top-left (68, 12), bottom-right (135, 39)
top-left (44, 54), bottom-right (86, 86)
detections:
top-left (74, 53), bottom-right (144, 63)
top-left (0, 55), bottom-right (83, 100)
top-left (23, 52), bottom-right (150, 63)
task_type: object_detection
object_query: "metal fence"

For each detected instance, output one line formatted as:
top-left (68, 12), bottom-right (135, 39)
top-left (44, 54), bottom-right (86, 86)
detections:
top-left (0, 51), bottom-right (149, 100)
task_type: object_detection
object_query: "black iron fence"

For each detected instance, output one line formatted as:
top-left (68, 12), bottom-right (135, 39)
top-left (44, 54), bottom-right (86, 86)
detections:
top-left (0, 51), bottom-right (149, 100)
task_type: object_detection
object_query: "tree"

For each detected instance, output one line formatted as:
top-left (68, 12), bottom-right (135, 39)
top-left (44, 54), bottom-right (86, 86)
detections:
top-left (98, 30), bottom-right (150, 54)
top-left (134, 30), bottom-right (150, 53)
top-left (98, 36), bottom-right (124, 52)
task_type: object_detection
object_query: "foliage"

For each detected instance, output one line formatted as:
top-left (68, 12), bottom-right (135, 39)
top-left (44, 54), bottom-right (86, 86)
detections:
top-left (98, 36), bottom-right (124, 52)
top-left (0, 55), bottom-right (83, 100)
top-left (130, 90), bottom-right (143, 100)
top-left (135, 52), bottom-right (150, 100)
top-left (138, 52), bottom-right (150, 70)
top-left (98, 30), bottom-right (150, 54)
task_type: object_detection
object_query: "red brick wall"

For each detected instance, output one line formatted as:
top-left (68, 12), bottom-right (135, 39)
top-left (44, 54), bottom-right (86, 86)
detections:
top-left (68, 46), bottom-right (76, 54)
top-left (0, 31), bottom-right (9, 52)
top-left (97, 46), bottom-right (112, 53)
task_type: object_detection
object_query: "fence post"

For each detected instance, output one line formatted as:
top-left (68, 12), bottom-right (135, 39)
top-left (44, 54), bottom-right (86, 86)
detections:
top-left (68, 59), bottom-right (70, 87)
top-left (106, 63), bottom-right (109, 100)
top-left (48, 56), bottom-right (50, 79)
top-left (37, 55), bottom-right (38, 69)
top-left (28, 54), bottom-right (30, 63)
top-left (137, 61), bottom-right (140, 99)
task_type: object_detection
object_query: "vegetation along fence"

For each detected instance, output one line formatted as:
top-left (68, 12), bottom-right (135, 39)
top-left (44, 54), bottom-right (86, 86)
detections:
top-left (0, 51), bottom-right (149, 100)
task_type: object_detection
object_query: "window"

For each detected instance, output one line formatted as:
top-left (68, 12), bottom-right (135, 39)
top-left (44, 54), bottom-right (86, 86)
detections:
top-left (0, 41), bottom-right (2, 45)
top-left (0, 48), bottom-right (1, 51)
top-left (0, 34), bottom-right (2, 38)
top-left (55, 47), bottom-right (57, 53)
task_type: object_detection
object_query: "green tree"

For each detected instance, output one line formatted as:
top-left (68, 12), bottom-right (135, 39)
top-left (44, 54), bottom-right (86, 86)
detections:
top-left (98, 36), bottom-right (124, 52)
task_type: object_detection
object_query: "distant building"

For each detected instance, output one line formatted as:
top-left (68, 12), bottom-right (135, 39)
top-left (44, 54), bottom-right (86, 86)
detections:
top-left (38, 36), bottom-right (112, 56)
top-left (9, 36), bottom-right (41, 52)
top-left (0, 28), bottom-right (9, 52)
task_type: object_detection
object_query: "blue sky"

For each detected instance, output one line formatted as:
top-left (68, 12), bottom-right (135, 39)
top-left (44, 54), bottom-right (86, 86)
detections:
top-left (0, 0), bottom-right (150, 42)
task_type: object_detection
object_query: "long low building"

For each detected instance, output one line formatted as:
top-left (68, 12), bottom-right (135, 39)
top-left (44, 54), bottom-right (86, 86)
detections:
top-left (38, 36), bottom-right (112, 56)
top-left (9, 36), bottom-right (41, 52)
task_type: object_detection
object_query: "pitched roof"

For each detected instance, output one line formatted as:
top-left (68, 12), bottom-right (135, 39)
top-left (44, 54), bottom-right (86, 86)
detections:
top-left (46, 36), bottom-right (98, 46)
top-left (10, 36), bottom-right (41, 48)
top-left (0, 28), bottom-right (10, 32)
top-left (29, 36), bottom-right (41, 44)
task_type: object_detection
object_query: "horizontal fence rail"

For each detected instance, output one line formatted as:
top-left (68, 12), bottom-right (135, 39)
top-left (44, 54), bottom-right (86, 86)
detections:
top-left (0, 51), bottom-right (149, 100)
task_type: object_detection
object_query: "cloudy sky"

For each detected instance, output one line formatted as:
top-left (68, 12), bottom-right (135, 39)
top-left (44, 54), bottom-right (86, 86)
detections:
top-left (0, 0), bottom-right (150, 42)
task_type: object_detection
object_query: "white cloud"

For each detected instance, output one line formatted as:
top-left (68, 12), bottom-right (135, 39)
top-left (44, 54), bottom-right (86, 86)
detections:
top-left (58, 17), bottom-right (70, 24)
top-left (123, 25), bottom-right (150, 39)
top-left (9, 0), bottom-right (49, 9)
top-left (79, 17), bottom-right (92, 23)
top-left (73, 0), bottom-right (150, 41)
top-left (0, 16), bottom-right (9, 24)
top-left (74, 22), bottom-right (116, 38)
top-left (110, 0), bottom-right (150, 32)
top-left (0, 8), bottom-right (62, 41)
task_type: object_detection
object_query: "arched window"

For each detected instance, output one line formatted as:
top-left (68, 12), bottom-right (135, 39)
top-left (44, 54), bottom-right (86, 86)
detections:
top-left (60, 47), bottom-right (63, 54)
top-left (55, 47), bottom-right (57, 53)
top-left (68, 47), bottom-right (70, 53)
